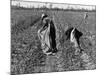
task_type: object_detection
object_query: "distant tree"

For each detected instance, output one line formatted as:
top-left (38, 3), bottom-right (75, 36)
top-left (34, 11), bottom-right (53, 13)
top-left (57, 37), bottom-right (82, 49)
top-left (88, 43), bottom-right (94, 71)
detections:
top-left (49, 4), bottom-right (52, 9)
top-left (16, 2), bottom-right (20, 7)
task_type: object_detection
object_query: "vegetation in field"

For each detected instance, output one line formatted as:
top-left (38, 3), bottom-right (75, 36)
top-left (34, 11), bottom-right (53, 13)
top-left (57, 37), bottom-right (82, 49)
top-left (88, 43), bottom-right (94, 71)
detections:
top-left (11, 6), bottom-right (96, 75)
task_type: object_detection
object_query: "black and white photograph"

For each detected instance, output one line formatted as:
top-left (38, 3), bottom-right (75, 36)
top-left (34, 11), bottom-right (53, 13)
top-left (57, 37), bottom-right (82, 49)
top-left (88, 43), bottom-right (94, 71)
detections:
top-left (11, 0), bottom-right (96, 75)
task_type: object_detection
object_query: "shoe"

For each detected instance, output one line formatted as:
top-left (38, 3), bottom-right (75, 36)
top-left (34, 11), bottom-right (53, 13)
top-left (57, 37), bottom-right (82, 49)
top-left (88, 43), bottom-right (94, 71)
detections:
top-left (46, 48), bottom-right (52, 53)
top-left (52, 48), bottom-right (58, 53)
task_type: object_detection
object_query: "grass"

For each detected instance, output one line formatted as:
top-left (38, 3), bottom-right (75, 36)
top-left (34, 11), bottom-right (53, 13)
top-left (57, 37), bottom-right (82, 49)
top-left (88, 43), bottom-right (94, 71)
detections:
top-left (11, 6), bottom-right (96, 75)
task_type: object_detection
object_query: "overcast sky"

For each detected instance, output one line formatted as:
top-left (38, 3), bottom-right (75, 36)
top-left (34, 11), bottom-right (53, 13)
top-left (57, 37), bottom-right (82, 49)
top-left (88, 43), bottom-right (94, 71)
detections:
top-left (11, 0), bottom-right (96, 10)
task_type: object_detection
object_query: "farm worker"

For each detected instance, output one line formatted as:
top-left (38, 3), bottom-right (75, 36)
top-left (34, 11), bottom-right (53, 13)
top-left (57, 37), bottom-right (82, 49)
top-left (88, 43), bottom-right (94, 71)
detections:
top-left (38, 14), bottom-right (58, 55)
top-left (65, 27), bottom-right (83, 54)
